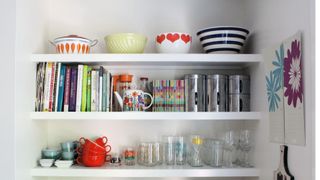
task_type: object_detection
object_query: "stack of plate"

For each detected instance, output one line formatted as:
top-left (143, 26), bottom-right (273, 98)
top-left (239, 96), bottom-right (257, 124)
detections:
top-left (197, 26), bottom-right (249, 54)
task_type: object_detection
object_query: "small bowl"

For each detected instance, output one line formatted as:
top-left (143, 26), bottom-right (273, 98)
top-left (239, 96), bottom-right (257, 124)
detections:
top-left (156, 32), bottom-right (191, 53)
top-left (62, 151), bottom-right (75, 160)
top-left (54, 160), bottom-right (73, 168)
top-left (39, 159), bottom-right (54, 167)
top-left (104, 33), bottom-right (147, 53)
top-left (42, 148), bottom-right (61, 159)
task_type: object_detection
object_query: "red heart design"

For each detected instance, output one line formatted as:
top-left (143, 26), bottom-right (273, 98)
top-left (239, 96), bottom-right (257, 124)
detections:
top-left (181, 34), bottom-right (191, 44)
top-left (166, 33), bottom-right (180, 43)
top-left (156, 34), bottom-right (165, 44)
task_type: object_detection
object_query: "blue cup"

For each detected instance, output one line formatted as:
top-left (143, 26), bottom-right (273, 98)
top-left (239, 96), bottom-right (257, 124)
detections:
top-left (60, 141), bottom-right (78, 152)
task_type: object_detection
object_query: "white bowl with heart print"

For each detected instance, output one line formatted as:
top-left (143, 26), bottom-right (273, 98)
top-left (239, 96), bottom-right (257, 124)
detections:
top-left (155, 32), bottom-right (191, 53)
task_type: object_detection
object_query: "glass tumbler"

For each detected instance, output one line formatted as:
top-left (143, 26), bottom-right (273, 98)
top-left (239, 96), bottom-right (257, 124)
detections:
top-left (137, 142), bottom-right (162, 166)
top-left (175, 136), bottom-right (187, 165)
top-left (164, 136), bottom-right (175, 165)
top-left (123, 147), bottom-right (136, 166)
top-left (187, 135), bottom-right (203, 167)
top-left (202, 139), bottom-right (224, 167)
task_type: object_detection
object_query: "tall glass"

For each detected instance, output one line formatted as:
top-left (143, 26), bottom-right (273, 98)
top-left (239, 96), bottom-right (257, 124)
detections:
top-left (175, 136), bottom-right (187, 165)
top-left (239, 130), bottom-right (252, 167)
top-left (164, 136), bottom-right (175, 165)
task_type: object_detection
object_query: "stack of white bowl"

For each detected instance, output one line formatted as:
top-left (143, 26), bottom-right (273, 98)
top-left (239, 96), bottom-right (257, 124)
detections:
top-left (197, 26), bottom-right (249, 54)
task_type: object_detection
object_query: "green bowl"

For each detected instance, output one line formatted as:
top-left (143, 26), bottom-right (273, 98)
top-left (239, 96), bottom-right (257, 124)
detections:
top-left (104, 33), bottom-right (147, 53)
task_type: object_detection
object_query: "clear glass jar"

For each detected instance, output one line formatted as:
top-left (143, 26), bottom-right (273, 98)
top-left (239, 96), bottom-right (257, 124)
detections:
top-left (187, 135), bottom-right (203, 167)
top-left (202, 138), bottom-right (224, 167)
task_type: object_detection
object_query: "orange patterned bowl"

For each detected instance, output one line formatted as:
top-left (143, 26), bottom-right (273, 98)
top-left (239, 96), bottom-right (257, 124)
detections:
top-left (50, 35), bottom-right (98, 54)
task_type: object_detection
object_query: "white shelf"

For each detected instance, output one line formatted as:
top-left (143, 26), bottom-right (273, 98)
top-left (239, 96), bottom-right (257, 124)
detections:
top-left (31, 165), bottom-right (260, 177)
top-left (30, 112), bottom-right (261, 121)
top-left (31, 54), bottom-right (262, 69)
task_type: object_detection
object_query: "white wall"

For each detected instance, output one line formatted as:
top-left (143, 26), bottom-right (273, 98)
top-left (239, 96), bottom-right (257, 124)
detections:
top-left (15, 1), bottom-right (49, 180)
top-left (0, 0), bottom-right (15, 179)
top-left (47, 0), bottom-right (247, 54)
top-left (244, 0), bottom-right (315, 179)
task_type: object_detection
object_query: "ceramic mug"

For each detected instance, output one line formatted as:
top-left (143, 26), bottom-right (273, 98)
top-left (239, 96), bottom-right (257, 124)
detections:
top-left (79, 137), bottom-right (105, 152)
top-left (60, 141), bottom-right (78, 152)
top-left (123, 90), bottom-right (154, 111)
top-left (95, 136), bottom-right (108, 147)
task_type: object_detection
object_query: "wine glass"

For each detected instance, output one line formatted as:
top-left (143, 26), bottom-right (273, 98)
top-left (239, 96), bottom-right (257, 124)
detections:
top-left (239, 130), bottom-right (252, 167)
top-left (224, 130), bottom-right (237, 167)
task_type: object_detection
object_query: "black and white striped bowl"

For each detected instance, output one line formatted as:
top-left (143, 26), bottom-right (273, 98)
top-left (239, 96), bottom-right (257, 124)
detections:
top-left (197, 26), bottom-right (249, 54)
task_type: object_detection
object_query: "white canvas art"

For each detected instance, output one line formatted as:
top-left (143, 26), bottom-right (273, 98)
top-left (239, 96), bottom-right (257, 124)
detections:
top-left (265, 32), bottom-right (305, 145)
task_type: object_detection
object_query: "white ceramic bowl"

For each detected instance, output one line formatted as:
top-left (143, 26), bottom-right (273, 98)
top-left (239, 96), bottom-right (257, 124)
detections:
top-left (54, 160), bottom-right (73, 168)
top-left (155, 32), bottom-right (191, 53)
top-left (39, 159), bottom-right (54, 167)
top-left (197, 26), bottom-right (249, 54)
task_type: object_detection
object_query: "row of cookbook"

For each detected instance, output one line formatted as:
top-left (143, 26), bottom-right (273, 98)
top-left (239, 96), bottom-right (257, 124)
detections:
top-left (35, 62), bottom-right (111, 112)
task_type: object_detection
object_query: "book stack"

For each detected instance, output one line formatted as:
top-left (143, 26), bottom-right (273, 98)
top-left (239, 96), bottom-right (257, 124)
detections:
top-left (35, 62), bottom-right (111, 112)
top-left (152, 80), bottom-right (185, 112)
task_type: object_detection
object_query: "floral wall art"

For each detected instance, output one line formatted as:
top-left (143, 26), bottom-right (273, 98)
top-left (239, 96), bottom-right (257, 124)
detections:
top-left (265, 32), bottom-right (305, 145)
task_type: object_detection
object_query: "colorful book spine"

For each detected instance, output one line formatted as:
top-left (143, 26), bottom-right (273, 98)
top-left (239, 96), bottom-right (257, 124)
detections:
top-left (86, 67), bottom-right (92, 112)
top-left (166, 80), bottom-right (170, 111)
top-left (81, 65), bottom-right (88, 112)
top-left (98, 66), bottom-right (103, 112)
top-left (170, 80), bottom-right (174, 112)
top-left (76, 65), bottom-right (83, 112)
top-left (102, 73), bottom-right (107, 112)
top-left (69, 67), bottom-right (78, 112)
top-left (181, 80), bottom-right (185, 112)
top-left (39, 62), bottom-right (46, 112)
top-left (35, 62), bottom-right (45, 111)
top-left (48, 62), bottom-right (56, 112)
top-left (63, 66), bottom-right (71, 112)
top-left (54, 63), bottom-right (61, 112)
top-left (153, 80), bottom-right (158, 112)
top-left (106, 72), bottom-right (110, 112)
top-left (57, 64), bottom-right (66, 112)
top-left (43, 62), bottom-right (52, 111)
top-left (91, 70), bottom-right (98, 112)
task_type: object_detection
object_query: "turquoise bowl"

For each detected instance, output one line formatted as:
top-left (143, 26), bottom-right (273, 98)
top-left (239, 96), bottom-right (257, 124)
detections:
top-left (42, 148), bottom-right (61, 159)
top-left (62, 151), bottom-right (75, 160)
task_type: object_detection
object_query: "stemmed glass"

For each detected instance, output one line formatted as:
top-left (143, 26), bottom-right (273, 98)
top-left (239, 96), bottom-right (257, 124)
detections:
top-left (224, 131), bottom-right (237, 167)
top-left (239, 130), bottom-right (252, 167)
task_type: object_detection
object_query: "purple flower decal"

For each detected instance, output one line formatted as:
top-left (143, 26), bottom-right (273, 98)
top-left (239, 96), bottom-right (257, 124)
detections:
top-left (283, 40), bottom-right (303, 107)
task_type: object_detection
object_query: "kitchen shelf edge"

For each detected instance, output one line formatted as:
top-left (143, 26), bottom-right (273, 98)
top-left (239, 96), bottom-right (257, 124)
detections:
top-left (30, 112), bottom-right (261, 120)
top-left (31, 166), bottom-right (260, 177)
